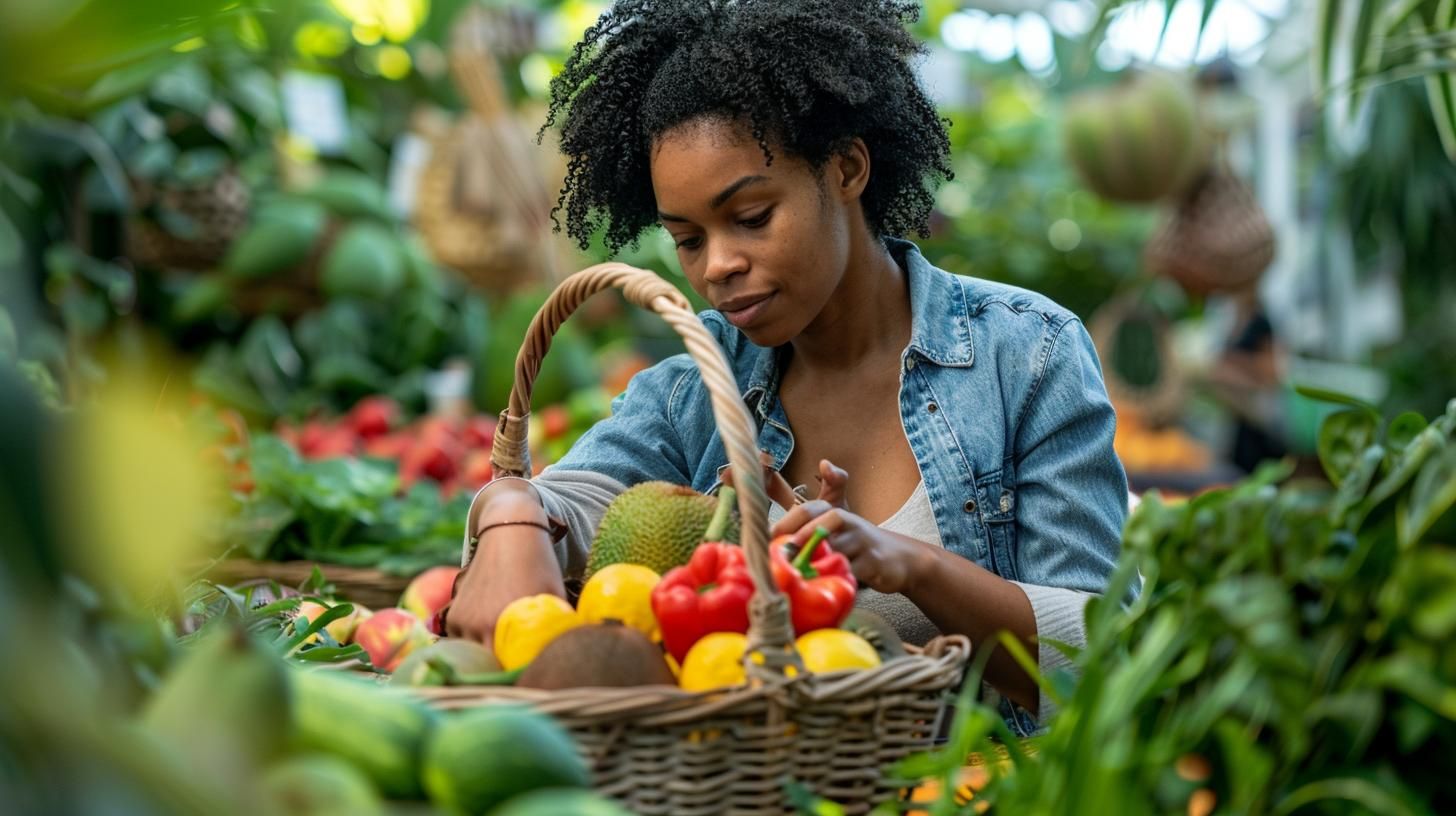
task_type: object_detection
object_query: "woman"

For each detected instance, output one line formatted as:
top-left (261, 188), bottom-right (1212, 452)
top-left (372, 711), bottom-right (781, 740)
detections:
top-left (446, 0), bottom-right (1130, 733)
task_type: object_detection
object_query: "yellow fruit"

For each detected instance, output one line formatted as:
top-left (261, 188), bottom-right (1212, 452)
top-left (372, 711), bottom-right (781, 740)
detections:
top-left (795, 629), bottom-right (882, 674)
top-left (576, 564), bottom-right (661, 641)
top-left (678, 632), bottom-right (748, 692)
top-left (493, 594), bottom-right (581, 671)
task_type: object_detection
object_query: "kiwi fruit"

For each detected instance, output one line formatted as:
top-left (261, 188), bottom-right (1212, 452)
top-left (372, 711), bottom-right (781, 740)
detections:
top-left (517, 621), bottom-right (676, 690)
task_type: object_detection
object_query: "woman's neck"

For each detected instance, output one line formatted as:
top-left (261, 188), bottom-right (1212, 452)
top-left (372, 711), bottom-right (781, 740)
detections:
top-left (790, 236), bottom-right (912, 375)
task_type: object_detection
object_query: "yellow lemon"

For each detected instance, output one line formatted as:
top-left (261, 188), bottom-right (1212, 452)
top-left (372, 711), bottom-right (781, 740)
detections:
top-left (794, 629), bottom-right (882, 674)
top-left (493, 594), bottom-right (581, 670)
top-left (678, 632), bottom-right (749, 692)
top-left (576, 563), bottom-right (661, 641)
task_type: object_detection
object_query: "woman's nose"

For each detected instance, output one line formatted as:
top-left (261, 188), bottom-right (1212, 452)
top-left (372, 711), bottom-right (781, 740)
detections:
top-left (703, 238), bottom-right (748, 284)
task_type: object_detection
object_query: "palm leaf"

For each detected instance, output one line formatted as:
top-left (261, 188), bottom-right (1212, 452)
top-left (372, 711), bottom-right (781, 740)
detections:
top-left (1349, 0), bottom-right (1389, 115)
top-left (1418, 1), bottom-right (1456, 160)
top-left (1315, 0), bottom-right (1341, 90)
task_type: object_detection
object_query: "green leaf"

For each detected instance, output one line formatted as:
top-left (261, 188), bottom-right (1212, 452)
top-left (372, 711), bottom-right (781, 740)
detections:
top-left (1387, 411), bottom-right (1429, 452)
top-left (0, 208), bottom-right (19, 268)
top-left (1191, 0), bottom-right (1219, 62)
top-left (0, 158), bottom-right (42, 204)
top-left (291, 643), bottom-right (366, 663)
top-left (1314, 0), bottom-right (1341, 90)
top-left (277, 601), bottom-right (354, 653)
top-left (225, 494), bottom-right (296, 560)
top-left (1329, 445), bottom-right (1385, 526)
top-left (171, 275), bottom-right (232, 324)
top-left (1364, 425), bottom-right (1445, 518)
top-left (1419, 2), bottom-right (1456, 160)
top-left (1153, 0), bottom-right (1178, 59)
top-left (1348, 0), bottom-right (1386, 115)
top-left (300, 565), bottom-right (334, 597)
top-left (1296, 384), bottom-right (1379, 413)
top-left (1424, 67), bottom-right (1456, 161)
top-left (1404, 443), bottom-right (1456, 546)
top-left (1365, 652), bottom-right (1456, 718)
top-left (1318, 408), bottom-right (1381, 486)
top-left (78, 52), bottom-right (181, 111)
top-left (1384, 0), bottom-right (1432, 33)
top-left (1275, 776), bottom-right (1428, 816)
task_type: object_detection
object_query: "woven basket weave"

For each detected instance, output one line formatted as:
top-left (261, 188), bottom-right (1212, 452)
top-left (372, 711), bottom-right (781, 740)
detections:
top-left (1143, 160), bottom-right (1275, 296)
top-left (417, 263), bottom-right (971, 815)
top-left (126, 167), bottom-right (250, 271)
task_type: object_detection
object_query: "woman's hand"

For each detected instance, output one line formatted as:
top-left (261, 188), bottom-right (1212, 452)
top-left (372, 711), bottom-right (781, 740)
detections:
top-left (443, 486), bottom-right (565, 645)
top-left (771, 461), bottom-right (928, 595)
top-left (721, 454), bottom-right (850, 510)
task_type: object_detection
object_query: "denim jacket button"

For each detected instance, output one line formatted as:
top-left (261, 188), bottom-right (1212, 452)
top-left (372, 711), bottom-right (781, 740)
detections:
top-left (905, 357), bottom-right (917, 371)
top-left (927, 402), bottom-right (939, 413)
top-left (999, 491), bottom-right (1014, 513)
top-left (963, 499), bottom-right (977, 513)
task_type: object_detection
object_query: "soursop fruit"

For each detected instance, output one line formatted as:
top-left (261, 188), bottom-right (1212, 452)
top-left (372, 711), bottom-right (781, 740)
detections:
top-left (587, 482), bottom-right (739, 577)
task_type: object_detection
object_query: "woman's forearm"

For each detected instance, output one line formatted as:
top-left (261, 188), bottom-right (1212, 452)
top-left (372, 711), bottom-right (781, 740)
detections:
top-left (902, 541), bottom-right (1041, 713)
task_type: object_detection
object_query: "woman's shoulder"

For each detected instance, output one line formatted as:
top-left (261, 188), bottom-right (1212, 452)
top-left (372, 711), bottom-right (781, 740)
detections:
top-left (953, 273), bottom-right (1078, 328)
top-left (614, 310), bottom-right (767, 418)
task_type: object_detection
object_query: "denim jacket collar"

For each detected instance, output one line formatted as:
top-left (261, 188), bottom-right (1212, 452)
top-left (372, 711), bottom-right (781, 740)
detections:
top-left (739, 239), bottom-right (975, 420)
top-left (893, 238), bottom-right (975, 368)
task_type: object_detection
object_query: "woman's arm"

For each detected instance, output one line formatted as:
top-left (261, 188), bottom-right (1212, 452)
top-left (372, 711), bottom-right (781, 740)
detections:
top-left (904, 541), bottom-right (1041, 711)
top-left (446, 480), bottom-right (564, 644)
top-left (446, 348), bottom-right (706, 644)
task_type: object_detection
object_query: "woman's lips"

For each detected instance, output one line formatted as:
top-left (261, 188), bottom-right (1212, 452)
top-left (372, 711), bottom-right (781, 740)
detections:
top-left (721, 293), bottom-right (774, 328)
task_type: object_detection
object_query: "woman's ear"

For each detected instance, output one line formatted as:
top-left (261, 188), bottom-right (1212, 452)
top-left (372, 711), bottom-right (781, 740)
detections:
top-left (830, 138), bottom-right (872, 201)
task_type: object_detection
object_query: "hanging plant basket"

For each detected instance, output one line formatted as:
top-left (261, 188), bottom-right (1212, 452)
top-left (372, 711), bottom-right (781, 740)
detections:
top-left (1089, 291), bottom-right (1186, 427)
top-left (1144, 160), bottom-right (1276, 296)
top-left (126, 165), bottom-right (250, 271)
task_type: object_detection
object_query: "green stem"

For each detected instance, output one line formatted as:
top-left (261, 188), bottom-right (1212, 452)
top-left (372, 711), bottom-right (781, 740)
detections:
top-left (704, 485), bottom-right (736, 541)
top-left (792, 527), bottom-right (830, 575)
top-left (451, 666), bottom-right (527, 686)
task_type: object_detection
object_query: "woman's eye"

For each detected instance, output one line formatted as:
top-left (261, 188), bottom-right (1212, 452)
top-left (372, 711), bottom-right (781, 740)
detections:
top-left (674, 236), bottom-right (702, 251)
top-left (740, 209), bottom-right (772, 228)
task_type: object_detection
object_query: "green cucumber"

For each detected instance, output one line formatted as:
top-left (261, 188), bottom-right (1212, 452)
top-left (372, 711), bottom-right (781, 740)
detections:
top-left (288, 668), bottom-right (436, 799)
top-left (422, 705), bottom-right (588, 815)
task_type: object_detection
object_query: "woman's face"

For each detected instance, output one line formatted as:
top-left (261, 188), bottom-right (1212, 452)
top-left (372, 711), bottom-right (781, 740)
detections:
top-left (649, 118), bottom-right (858, 347)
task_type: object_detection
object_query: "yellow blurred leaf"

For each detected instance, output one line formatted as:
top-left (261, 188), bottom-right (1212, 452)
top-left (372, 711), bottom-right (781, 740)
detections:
top-left (57, 374), bottom-right (223, 597)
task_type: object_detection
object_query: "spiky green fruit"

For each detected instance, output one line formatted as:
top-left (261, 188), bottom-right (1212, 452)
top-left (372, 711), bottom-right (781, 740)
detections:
top-left (587, 482), bottom-right (738, 578)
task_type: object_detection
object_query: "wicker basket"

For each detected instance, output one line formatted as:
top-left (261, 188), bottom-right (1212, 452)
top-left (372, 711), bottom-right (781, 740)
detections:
top-left (126, 166), bottom-right (251, 271)
top-left (1088, 291), bottom-right (1186, 427)
top-left (1143, 160), bottom-right (1275, 296)
top-left (417, 263), bottom-right (972, 815)
top-left (414, 4), bottom-right (556, 294)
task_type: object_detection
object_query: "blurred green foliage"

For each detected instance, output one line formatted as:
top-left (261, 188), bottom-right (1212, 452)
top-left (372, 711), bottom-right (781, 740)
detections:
top-left (919, 76), bottom-right (1158, 321)
top-left (902, 395), bottom-right (1456, 816)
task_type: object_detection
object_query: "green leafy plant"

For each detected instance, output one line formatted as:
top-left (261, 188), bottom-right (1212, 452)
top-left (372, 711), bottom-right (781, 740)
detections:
top-left (901, 394), bottom-right (1456, 814)
top-left (177, 573), bottom-right (369, 666)
top-left (220, 434), bottom-right (470, 575)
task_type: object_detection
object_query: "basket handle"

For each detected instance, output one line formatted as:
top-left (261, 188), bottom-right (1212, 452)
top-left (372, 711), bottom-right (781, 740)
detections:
top-left (489, 262), bottom-right (800, 678)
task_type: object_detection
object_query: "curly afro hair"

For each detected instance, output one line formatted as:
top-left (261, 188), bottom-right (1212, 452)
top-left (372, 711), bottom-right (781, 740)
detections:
top-left (541, 0), bottom-right (953, 254)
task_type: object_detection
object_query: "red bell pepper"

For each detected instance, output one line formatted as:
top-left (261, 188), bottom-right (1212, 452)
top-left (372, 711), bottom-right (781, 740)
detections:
top-left (651, 542), bottom-right (755, 663)
top-left (770, 527), bottom-right (858, 634)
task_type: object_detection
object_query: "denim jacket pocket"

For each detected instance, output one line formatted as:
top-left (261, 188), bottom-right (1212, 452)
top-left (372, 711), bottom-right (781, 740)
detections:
top-left (975, 462), bottom-right (1019, 581)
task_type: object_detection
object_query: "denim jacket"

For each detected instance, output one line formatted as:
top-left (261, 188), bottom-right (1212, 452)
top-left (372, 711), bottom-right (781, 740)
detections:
top-left (546, 239), bottom-right (1128, 596)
